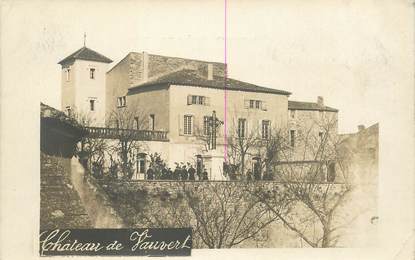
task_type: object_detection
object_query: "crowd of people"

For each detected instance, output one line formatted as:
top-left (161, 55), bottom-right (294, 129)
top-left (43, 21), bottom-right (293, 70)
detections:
top-left (146, 162), bottom-right (209, 181)
top-left (90, 158), bottom-right (273, 181)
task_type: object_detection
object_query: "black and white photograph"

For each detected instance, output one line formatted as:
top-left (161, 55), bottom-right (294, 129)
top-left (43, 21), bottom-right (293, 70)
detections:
top-left (1, 0), bottom-right (414, 259)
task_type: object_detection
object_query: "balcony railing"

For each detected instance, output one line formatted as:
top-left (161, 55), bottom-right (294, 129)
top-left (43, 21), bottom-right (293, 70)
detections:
top-left (84, 127), bottom-right (169, 142)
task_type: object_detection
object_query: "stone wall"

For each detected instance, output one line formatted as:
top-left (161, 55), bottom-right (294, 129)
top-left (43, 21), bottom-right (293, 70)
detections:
top-left (99, 180), bottom-right (281, 248)
top-left (97, 179), bottom-right (369, 248)
top-left (40, 152), bottom-right (92, 229)
top-left (40, 103), bottom-right (92, 229)
top-left (147, 54), bottom-right (225, 81)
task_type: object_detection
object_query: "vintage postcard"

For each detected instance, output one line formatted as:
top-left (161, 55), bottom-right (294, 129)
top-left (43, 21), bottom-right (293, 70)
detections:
top-left (0, 0), bottom-right (414, 259)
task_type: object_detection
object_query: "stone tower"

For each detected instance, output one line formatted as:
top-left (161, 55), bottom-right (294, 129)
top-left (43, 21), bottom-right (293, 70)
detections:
top-left (58, 46), bottom-right (112, 126)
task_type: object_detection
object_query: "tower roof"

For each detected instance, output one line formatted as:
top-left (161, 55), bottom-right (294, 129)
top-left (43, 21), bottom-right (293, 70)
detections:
top-left (58, 46), bottom-right (113, 65)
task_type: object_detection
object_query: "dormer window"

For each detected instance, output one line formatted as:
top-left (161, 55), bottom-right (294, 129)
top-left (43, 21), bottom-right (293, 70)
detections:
top-left (89, 68), bottom-right (96, 79)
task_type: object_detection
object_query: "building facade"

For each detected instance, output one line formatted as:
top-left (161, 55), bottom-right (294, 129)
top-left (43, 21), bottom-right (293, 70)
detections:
top-left (59, 46), bottom-right (339, 180)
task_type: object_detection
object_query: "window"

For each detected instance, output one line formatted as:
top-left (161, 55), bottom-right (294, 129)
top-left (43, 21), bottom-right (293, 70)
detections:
top-left (255, 100), bottom-right (261, 109)
top-left (246, 99), bottom-right (263, 110)
top-left (89, 68), bottom-right (95, 79)
top-left (138, 159), bottom-right (145, 174)
top-left (290, 110), bottom-right (296, 119)
top-left (66, 68), bottom-right (71, 81)
top-left (203, 116), bottom-right (211, 136)
top-left (137, 154), bottom-right (146, 174)
top-left (290, 130), bottom-right (295, 147)
top-left (117, 96), bottom-right (126, 107)
top-left (89, 99), bottom-right (95, 111)
top-left (188, 95), bottom-right (209, 106)
top-left (262, 120), bottom-right (270, 139)
top-left (238, 118), bottom-right (247, 138)
top-left (149, 114), bottom-right (155, 130)
top-left (66, 106), bottom-right (72, 116)
top-left (184, 115), bottom-right (193, 135)
top-left (198, 96), bottom-right (205, 105)
top-left (192, 95), bottom-right (197, 104)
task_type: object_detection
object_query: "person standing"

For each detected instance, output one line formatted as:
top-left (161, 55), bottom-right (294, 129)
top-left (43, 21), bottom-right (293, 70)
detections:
top-left (161, 167), bottom-right (168, 180)
top-left (168, 168), bottom-right (173, 180)
top-left (146, 167), bottom-right (154, 180)
top-left (188, 164), bottom-right (195, 181)
top-left (173, 164), bottom-right (181, 180)
top-left (181, 165), bottom-right (188, 180)
top-left (202, 168), bottom-right (208, 181)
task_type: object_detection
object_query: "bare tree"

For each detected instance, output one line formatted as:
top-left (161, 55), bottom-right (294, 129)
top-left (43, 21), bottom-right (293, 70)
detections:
top-left (134, 182), bottom-right (283, 248)
top-left (226, 117), bottom-right (261, 179)
top-left (253, 116), bottom-right (354, 247)
top-left (184, 182), bottom-right (282, 248)
top-left (254, 127), bottom-right (288, 180)
top-left (71, 109), bottom-right (108, 175)
top-left (106, 108), bottom-right (149, 179)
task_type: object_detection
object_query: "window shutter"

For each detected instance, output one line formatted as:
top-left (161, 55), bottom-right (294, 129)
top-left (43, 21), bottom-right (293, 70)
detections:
top-left (187, 95), bottom-right (192, 105)
top-left (191, 115), bottom-right (196, 136)
top-left (205, 97), bottom-right (210, 106)
top-left (244, 100), bottom-right (250, 109)
top-left (262, 101), bottom-right (267, 111)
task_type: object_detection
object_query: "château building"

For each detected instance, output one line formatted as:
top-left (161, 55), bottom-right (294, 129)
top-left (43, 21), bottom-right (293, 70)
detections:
top-left (58, 46), bottom-right (338, 180)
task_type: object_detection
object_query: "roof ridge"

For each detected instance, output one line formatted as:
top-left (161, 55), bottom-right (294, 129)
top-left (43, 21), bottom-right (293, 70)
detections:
top-left (128, 69), bottom-right (291, 96)
top-left (288, 100), bottom-right (338, 112)
top-left (128, 51), bottom-right (225, 65)
top-left (58, 46), bottom-right (112, 65)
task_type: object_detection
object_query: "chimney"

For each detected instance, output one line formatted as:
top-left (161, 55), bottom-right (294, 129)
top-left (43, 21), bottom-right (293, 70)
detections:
top-left (317, 96), bottom-right (324, 107)
top-left (207, 64), bottom-right (213, 80)
top-left (358, 125), bottom-right (365, 132)
top-left (142, 51), bottom-right (149, 82)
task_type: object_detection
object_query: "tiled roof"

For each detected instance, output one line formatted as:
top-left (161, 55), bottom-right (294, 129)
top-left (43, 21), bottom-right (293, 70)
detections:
top-left (288, 100), bottom-right (338, 112)
top-left (58, 47), bottom-right (113, 65)
top-left (128, 69), bottom-right (291, 95)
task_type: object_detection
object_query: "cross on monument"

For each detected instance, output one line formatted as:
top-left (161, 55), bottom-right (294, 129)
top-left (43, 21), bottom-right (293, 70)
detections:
top-left (83, 32), bottom-right (86, 47)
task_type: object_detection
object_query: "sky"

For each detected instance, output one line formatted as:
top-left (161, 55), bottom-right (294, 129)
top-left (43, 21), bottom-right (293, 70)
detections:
top-left (1, 0), bottom-right (413, 133)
